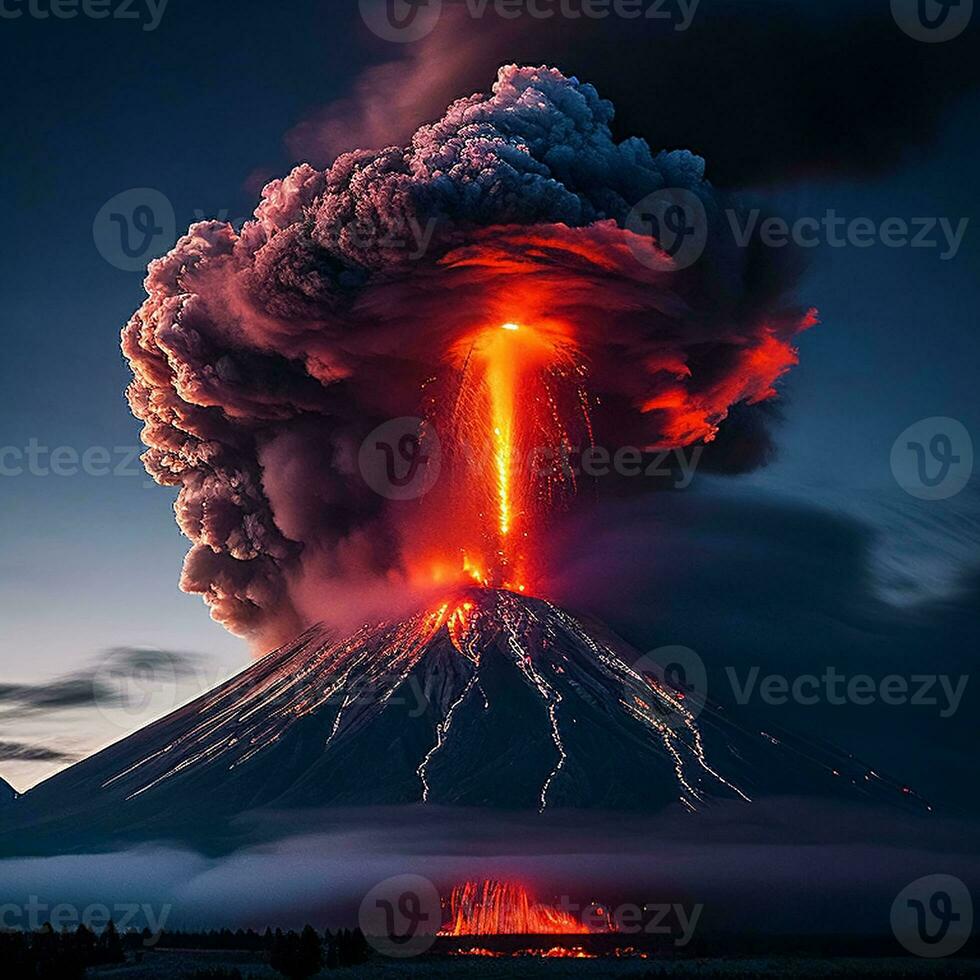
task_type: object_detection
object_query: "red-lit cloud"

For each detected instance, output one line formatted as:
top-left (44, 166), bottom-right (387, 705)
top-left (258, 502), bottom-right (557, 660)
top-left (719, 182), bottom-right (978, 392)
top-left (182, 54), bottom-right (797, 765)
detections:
top-left (122, 65), bottom-right (813, 645)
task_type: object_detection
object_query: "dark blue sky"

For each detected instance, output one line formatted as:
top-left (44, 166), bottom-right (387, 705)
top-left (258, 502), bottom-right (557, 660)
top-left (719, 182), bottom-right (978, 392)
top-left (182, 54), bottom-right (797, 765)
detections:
top-left (0, 0), bottom-right (977, 793)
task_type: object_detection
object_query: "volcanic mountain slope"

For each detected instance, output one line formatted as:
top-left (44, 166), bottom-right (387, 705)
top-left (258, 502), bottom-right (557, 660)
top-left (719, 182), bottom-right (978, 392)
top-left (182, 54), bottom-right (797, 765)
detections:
top-left (0, 590), bottom-right (926, 853)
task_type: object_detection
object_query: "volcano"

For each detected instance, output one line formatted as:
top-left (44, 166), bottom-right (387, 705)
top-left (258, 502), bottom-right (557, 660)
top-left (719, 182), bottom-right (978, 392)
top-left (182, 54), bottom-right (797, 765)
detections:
top-left (0, 590), bottom-right (926, 853)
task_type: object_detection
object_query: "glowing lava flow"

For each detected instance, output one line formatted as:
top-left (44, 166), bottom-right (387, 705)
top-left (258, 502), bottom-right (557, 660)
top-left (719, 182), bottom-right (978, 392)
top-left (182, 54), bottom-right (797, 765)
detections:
top-left (489, 361), bottom-right (514, 537)
top-left (404, 589), bottom-right (753, 813)
top-left (489, 322), bottom-right (524, 540)
top-left (96, 588), bottom-right (757, 813)
top-left (440, 881), bottom-right (592, 936)
top-left (442, 320), bottom-right (592, 593)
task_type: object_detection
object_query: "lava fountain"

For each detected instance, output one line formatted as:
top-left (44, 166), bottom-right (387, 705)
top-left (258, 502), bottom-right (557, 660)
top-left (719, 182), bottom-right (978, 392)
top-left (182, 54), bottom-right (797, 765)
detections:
top-left (440, 880), bottom-right (595, 936)
top-left (436, 318), bottom-right (593, 594)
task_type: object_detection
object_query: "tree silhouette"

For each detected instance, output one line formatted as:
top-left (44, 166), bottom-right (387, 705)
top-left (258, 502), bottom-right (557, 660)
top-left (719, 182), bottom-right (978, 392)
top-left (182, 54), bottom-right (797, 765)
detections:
top-left (269, 925), bottom-right (322, 979)
top-left (99, 920), bottom-right (125, 963)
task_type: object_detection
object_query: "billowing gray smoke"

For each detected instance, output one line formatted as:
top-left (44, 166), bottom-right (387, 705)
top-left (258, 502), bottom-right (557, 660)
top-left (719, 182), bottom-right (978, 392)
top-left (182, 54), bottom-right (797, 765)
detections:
top-left (122, 65), bottom-right (811, 645)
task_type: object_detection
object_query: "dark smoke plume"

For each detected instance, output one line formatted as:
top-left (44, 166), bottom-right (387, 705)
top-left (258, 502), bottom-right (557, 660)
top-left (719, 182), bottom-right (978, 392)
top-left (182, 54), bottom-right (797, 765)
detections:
top-left (293, 2), bottom-right (980, 187)
top-left (122, 66), bottom-right (812, 644)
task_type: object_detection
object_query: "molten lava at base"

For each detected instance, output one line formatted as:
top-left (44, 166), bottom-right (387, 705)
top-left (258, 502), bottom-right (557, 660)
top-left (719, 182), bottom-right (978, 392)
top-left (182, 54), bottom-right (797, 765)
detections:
top-left (438, 881), bottom-right (647, 960)
top-left (440, 880), bottom-right (594, 936)
top-left (449, 947), bottom-right (600, 958)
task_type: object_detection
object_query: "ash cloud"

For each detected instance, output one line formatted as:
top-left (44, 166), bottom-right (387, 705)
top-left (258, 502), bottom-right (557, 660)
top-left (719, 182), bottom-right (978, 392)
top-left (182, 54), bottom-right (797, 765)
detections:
top-left (0, 742), bottom-right (77, 764)
top-left (0, 679), bottom-right (107, 715)
top-left (0, 648), bottom-right (201, 719)
top-left (123, 65), bottom-right (811, 643)
top-left (295, 2), bottom-right (980, 187)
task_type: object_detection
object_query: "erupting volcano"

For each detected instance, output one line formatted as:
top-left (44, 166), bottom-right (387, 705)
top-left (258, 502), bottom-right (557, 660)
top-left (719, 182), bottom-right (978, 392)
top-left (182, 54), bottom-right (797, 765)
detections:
top-left (115, 63), bottom-right (816, 645)
top-left (0, 586), bottom-right (927, 854)
top-left (0, 65), bottom-right (930, 857)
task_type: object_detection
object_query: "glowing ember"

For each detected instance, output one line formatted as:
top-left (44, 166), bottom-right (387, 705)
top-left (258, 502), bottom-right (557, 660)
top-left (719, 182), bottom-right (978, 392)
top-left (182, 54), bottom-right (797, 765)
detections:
top-left (450, 946), bottom-right (598, 958)
top-left (440, 880), bottom-right (592, 936)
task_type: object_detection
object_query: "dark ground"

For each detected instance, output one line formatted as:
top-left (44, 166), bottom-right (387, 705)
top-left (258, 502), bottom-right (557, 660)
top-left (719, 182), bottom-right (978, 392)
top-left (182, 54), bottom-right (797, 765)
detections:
top-left (89, 948), bottom-right (980, 979)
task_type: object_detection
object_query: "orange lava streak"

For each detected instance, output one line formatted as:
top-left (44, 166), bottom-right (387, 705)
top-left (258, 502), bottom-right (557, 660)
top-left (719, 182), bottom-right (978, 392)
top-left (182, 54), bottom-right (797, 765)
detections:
top-left (443, 320), bottom-right (586, 592)
top-left (440, 880), bottom-right (591, 936)
top-left (492, 321), bottom-right (523, 539)
top-left (410, 315), bottom-right (593, 598)
top-left (481, 324), bottom-right (523, 542)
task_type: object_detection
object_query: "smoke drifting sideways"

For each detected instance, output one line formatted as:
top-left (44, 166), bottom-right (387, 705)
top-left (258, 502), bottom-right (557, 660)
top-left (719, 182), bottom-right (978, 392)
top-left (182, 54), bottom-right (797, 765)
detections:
top-left (122, 65), bottom-right (814, 647)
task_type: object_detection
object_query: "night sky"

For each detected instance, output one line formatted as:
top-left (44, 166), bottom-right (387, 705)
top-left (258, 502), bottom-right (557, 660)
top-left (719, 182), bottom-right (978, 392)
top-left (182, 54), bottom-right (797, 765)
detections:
top-left (1, 0), bottom-right (978, 815)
